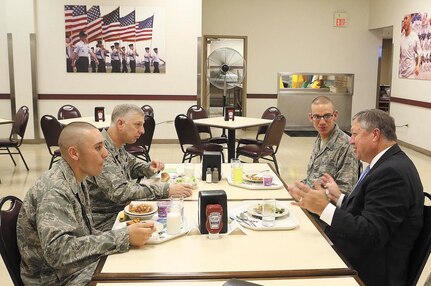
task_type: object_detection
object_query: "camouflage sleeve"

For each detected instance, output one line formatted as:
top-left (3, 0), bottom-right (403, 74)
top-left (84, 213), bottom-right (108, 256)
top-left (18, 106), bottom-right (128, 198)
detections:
top-left (37, 189), bottom-right (130, 269)
top-left (334, 144), bottom-right (359, 194)
top-left (95, 155), bottom-right (170, 203)
top-left (126, 152), bottom-right (155, 179)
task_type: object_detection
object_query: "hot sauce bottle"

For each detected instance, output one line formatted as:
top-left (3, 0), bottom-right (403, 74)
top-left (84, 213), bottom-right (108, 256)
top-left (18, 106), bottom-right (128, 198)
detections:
top-left (206, 204), bottom-right (223, 239)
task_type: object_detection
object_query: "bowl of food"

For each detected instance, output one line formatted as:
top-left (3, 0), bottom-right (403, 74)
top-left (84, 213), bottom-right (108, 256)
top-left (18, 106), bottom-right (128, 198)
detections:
top-left (124, 202), bottom-right (158, 220)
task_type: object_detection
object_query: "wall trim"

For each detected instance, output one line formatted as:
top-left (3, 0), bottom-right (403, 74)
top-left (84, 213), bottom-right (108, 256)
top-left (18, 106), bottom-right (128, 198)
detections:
top-left (391, 97), bottom-right (431, 109)
top-left (398, 140), bottom-right (431, 157)
top-left (38, 94), bottom-right (198, 101)
top-left (247, 93), bottom-right (277, 99)
top-left (0, 93), bottom-right (11, 99)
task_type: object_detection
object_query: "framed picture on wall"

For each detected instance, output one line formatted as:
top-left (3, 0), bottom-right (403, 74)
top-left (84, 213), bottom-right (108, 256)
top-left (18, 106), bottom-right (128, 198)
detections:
top-left (65, 5), bottom-right (166, 74)
top-left (399, 12), bottom-right (431, 80)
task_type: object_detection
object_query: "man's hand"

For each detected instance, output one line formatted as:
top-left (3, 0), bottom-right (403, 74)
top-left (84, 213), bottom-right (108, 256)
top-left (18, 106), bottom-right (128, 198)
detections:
top-left (150, 160), bottom-right (165, 173)
top-left (288, 181), bottom-right (329, 216)
top-left (128, 221), bottom-right (156, 247)
top-left (320, 173), bottom-right (342, 204)
top-left (168, 183), bottom-right (193, 198)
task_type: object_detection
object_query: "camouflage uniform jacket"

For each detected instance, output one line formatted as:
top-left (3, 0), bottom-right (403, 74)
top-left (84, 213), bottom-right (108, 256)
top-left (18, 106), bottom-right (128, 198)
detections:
top-left (302, 124), bottom-right (358, 194)
top-left (17, 159), bottom-right (129, 286)
top-left (86, 129), bottom-right (170, 231)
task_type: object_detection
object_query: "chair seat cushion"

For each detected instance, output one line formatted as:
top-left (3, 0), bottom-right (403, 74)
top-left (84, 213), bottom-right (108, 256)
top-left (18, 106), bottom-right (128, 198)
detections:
top-left (205, 137), bottom-right (228, 145)
top-left (0, 139), bottom-right (19, 147)
top-left (53, 149), bottom-right (61, 156)
top-left (237, 138), bottom-right (263, 145)
top-left (236, 144), bottom-right (274, 158)
top-left (187, 143), bottom-right (223, 155)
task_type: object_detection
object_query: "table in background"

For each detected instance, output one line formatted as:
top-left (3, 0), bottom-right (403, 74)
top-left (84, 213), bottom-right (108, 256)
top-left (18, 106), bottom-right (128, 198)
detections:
top-left (58, 115), bottom-right (111, 129)
top-left (92, 201), bottom-right (355, 283)
top-left (194, 117), bottom-right (272, 162)
top-left (148, 163), bottom-right (292, 201)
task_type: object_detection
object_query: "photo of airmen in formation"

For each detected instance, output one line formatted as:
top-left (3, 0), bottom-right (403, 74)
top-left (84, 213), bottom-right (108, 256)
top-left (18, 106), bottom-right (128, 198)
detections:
top-left (66, 31), bottom-right (166, 73)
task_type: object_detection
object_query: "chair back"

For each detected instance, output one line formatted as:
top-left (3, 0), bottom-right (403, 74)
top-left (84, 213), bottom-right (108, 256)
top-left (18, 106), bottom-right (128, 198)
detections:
top-left (260, 115), bottom-right (286, 154)
top-left (57, 105), bottom-right (81, 120)
top-left (133, 115), bottom-right (155, 150)
top-left (9, 106), bottom-right (29, 146)
top-left (407, 192), bottom-right (431, 286)
top-left (256, 107), bottom-right (281, 138)
top-left (40, 115), bottom-right (63, 154)
top-left (174, 114), bottom-right (202, 152)
top-left (141, 105), bottom-right (154, 118)
top-left (186, 105), bottom-right (212, 136)
top-left (0, 196), bottom-right (24, 286)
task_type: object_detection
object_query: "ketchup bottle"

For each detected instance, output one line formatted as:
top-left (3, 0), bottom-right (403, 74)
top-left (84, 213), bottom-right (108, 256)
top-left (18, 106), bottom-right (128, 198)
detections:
top-left (206, 204), bottom-right (223, 239)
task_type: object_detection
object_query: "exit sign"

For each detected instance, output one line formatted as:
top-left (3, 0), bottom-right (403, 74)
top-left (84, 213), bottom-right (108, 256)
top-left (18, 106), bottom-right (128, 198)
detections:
top-left (334, 12), bottom-right (348, 27)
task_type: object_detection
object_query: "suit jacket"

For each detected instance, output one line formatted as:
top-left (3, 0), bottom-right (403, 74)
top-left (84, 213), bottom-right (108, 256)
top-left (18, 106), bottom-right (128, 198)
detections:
top-left (327, 144), bottom-right (424, 286)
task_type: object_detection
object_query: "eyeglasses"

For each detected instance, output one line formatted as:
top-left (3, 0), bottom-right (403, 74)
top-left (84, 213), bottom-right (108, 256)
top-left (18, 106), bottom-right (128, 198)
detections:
top-left (311, 113), bottom-right (335, 121)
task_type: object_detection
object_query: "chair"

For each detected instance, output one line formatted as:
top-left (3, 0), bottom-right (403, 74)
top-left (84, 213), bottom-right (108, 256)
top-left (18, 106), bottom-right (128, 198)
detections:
top-left (174, 114), bottom-right (225, 163)
top-left (57, 104), bottom-right (81, 120)
top-left (0, 106), bottom-right (30, 171)
top-left (125, 115), bottom-right (155, 162)
top-left (141, 105), bottom-right (154, 118)
top-left (236, 115), bottom-right (286, 174)
top-left (0, 196), bottom-right (24, 286)
top-left (406, 192), bottom-right (431, 286)
top-left (236, 106), bottom-right (281, 148)
top-left (40, 115), bottom-right (63, 169)
top-left (186, 105), bottom-right (228, 145)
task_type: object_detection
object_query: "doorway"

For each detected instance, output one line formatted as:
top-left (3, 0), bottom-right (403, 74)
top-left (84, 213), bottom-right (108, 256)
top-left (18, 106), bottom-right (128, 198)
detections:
top-left (376, 26), bottom-right (393, 112)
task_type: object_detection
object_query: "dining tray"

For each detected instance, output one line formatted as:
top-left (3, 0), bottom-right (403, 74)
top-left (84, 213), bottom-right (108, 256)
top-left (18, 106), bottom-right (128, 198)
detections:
top-left (112, 212), bottom-right (191, 244)
top-left (230, 201), bottom-right (299, 231)
top-left (226, 169), bottom-right (284, 190)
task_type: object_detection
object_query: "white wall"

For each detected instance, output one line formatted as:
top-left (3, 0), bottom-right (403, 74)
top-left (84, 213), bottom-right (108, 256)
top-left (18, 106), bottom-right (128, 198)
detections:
top-left (203, 0), bottom-right (381, 119)
top-left (370, 0), bottom-right (431, 151)
top-left (0, 0), bottom-right (11, 137)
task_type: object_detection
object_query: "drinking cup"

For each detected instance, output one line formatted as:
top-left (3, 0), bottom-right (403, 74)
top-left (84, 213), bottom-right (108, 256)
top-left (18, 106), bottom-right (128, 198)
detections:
top-left (262, 199), bottom-right (276, 227)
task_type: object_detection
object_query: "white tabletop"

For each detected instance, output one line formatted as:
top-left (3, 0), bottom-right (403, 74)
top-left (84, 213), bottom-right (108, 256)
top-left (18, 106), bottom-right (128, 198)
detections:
top-left (194, 116), bottom-right (272, 129)
top-left (146, 163), bottom-right (292, 200)
top-left (0, 118), bottom-right (13, 125)
top-left (94, 201), bottom-right (352, 281)
top-left (93, 277), bottom-right (360, 286)
top-left (58, 115), bottom-right (111, 129)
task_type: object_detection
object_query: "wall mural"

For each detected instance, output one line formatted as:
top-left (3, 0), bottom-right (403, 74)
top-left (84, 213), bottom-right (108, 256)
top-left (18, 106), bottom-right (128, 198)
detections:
top-left (65, 5), bottom-right (165, 73)
top-left (399, 12), bottom-right (431, 80)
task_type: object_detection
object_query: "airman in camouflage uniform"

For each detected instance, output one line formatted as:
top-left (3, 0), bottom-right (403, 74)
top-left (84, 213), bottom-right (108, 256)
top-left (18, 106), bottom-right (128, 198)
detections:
top-left (86, 104), bottom-right (193, 231)
top-left (17, 122), bottom-right (155, 285)
top-left (295, 96), bottom-right (358, 194)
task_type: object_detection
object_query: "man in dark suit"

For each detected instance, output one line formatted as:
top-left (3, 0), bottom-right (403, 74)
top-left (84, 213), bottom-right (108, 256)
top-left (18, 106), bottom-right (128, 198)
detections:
top-left (288, 109), bottom-right (424, 286)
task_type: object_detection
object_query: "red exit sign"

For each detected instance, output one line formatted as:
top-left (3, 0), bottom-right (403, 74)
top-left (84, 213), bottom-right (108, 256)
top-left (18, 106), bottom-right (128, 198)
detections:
top-left (334, 12), bottom-right (348, 28)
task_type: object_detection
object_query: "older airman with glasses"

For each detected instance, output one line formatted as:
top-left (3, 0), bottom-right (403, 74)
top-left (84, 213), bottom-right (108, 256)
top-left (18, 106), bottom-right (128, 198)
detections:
top-left (288, 96), bottom-right (358, 195)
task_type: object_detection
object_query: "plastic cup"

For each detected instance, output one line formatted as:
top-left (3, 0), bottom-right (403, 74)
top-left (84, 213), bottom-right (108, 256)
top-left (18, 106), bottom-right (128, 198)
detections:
top-left (262, 199), bottom-right (276, 227)
top-left (263, 175), bottom-right (273, 186)
top-left (157, 201), bottom-right (170, 220)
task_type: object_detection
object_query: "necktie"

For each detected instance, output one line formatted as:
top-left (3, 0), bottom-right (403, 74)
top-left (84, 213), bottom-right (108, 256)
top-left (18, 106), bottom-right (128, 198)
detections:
top-left (348, 165), bottom-right (370, 198)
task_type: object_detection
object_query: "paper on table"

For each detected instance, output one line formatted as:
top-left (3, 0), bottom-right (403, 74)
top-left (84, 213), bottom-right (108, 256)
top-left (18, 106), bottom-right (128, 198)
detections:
top-left (187, 217), bottom-right (246, 236)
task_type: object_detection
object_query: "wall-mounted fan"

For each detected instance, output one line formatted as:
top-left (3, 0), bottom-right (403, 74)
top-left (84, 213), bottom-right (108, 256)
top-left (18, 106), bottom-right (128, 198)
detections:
top-left (207, 47), bottom-right (246, 110)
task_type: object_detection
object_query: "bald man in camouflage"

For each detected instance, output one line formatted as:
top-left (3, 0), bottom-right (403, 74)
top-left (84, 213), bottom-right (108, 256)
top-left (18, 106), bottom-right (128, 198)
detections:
top-left (17, 122), bottom-right (156, 285)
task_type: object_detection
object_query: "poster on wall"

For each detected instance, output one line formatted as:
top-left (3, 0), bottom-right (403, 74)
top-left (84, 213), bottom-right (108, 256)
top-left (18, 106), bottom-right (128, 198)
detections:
top-left (399, 12), bottom-right (431, 80)
top-left (65, 5), bottom-right (165, 73)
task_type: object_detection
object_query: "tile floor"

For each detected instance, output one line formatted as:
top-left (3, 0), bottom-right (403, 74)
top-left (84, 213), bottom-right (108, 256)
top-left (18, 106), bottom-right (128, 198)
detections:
top-left (1, 130), bottom-right (430, 285)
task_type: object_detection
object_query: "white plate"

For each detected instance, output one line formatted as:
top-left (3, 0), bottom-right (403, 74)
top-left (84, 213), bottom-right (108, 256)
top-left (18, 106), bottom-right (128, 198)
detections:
top-left (243, 172), bottom-right (264, 183)
top-left (246, 202), bottom-right (289, 218)
top-left (227, 176), bottom-right (283, 190)
top-left (124, 201), bottom-right (158, 219)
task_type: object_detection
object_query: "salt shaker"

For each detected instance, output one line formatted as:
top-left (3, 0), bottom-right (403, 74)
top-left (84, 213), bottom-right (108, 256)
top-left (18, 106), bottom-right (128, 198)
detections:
top-left (212, 168), bottom-right (219, 183)
top-left (206, 168), bottom-right (212, 183)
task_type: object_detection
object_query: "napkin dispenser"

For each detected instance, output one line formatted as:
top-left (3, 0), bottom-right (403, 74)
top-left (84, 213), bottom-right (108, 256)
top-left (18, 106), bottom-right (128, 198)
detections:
top-left (224, 106), bottom-right (235, 121)
top-left (201, 151), bottom-right (222, 181)
top-left (198, 190), bottom-right (228, 234)
top-left (94, 107), bottom-right (105, 122)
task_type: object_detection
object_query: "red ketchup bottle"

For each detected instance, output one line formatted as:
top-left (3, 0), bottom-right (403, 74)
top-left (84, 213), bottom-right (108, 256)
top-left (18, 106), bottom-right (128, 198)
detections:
top-left (206, 204), bottom-right (223, 239)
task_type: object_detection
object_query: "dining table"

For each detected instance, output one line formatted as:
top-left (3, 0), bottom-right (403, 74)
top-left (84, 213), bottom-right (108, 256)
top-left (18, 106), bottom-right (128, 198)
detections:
top-left (0, 118), bottom-right (14, 125)
top-left (193, 116), bottom-right (272, 162)
top-left (58, 114), bottom-right (111, 129)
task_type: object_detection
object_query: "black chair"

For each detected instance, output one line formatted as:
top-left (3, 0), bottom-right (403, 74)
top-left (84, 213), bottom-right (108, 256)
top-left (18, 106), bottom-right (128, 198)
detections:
top-left (125, 115), bottom-right (155, 162)
top-left (57, 104), bottom-right (81, 120)
top-left (141, 105), bottom-right (154, 118)
top-left (186, 105), bottom-right (228, 145)
top-left (406, 192), bottom-right (431, 286)
top-left (236, 106), bottom-right (281, 148)
top-left (0, 106), bottom-right (30, 171)
top-left (236, 115), bottom-right (286, 174)
top-left (174, 114), bottom-right (225, 163)
top-left (0, 196), bottom-right (24, 286)
top-left (40, 115), bottom-right (63, 169)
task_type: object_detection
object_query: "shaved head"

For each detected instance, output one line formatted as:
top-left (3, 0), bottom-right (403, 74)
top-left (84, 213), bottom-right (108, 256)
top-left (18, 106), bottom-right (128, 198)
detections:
top-left (311, 96), bottom-right (334, 110)
top-left (59, 122), bottom-right (98, 156)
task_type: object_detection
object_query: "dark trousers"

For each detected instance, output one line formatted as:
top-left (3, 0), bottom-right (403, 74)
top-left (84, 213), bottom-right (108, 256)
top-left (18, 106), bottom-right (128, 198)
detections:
top-left (122, 59), bottom-right (128, 73)
top-left (153, 62), bottom-right (160, 73)
top-left (91, 60), bottom-right (97, 72)
top-left (111, 60), bottom-right (121, 73)
top-left (130, 60), bottom-right (136, 73)
top-left (76, 57), bottom-right (89, 72)
top-left (144, 62), bottom-right (150, 73)
top-left (66, 59), bottom-right (73, 72)
top-left (97, 59), bottom-right (106, 72)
